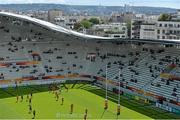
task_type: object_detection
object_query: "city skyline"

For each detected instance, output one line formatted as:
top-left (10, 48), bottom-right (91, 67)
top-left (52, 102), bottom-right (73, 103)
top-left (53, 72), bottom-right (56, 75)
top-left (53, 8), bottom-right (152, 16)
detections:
top-left (0, 0), bottom-right (179, 9)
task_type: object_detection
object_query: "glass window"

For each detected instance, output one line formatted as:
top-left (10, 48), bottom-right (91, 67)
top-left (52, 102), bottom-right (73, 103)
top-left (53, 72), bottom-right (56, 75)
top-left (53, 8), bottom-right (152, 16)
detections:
top-left (157, 30), bottom-right (160, 34)
top-left (162, 30), bottom-right (165, 34)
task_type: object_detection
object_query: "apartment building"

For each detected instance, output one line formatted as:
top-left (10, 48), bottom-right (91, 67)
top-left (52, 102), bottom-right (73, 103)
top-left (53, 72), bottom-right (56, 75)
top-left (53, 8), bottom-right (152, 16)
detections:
top-left (91, 23), bottom-right (128, 38)
top-left (140, 23), bottom-right (157, 39)
top-left (156, 21), bottom-right (180, 40)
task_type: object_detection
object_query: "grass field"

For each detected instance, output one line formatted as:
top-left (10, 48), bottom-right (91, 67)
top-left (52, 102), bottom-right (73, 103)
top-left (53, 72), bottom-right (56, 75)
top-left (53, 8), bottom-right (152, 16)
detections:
top-left (0, 88), bottom-right (152, 119)
top-left (0, 84), bottom-right (179, 119)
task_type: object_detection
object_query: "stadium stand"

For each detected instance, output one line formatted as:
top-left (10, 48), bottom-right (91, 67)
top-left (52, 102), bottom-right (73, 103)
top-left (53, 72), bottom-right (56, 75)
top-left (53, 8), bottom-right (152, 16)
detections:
top-left (0, 12), bottom-right (179, 113)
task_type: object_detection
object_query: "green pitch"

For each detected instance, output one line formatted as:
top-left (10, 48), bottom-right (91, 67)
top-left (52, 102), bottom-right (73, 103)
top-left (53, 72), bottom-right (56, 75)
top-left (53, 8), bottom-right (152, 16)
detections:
top-left (0, 88), bottom-right (152, 119)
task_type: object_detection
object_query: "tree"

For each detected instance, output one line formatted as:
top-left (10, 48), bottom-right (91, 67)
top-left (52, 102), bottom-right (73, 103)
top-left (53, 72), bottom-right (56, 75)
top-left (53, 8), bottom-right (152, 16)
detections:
top-left (74, 22), bottom-right (83, 30)
top-left (126, 20), bottom-right (131, 38)
top-left (89, 18), bottom-right (100, 25)
top-left (158, 13), bottom-right (172, 21)
top-left (80, 20), bottom-right (92, 29)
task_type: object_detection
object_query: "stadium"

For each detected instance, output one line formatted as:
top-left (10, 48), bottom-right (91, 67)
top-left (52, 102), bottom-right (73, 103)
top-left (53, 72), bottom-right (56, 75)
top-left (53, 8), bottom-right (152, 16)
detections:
top-left (0, 11), bottom-right (180, 119)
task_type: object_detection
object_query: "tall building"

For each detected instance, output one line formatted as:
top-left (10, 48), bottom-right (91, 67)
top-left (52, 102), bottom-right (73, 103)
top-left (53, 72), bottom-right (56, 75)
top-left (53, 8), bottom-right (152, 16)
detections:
top-left (33, 11), bottom-right (48, 21)
top-left (110, 12), bottom-right (135, 23)
top-left (55, 16), bottom-right (79, 29)
top-left (138, 21), bottom-right (180, 40)
top-left (131, 19), bottom-right (145, 39)
top-left (140, 23), bottom-right (157, 39)
top-left (132, 14), bottom-right (180, 40)
top-left (48, 9), bottom-right (63, 23)
top-left (156, 21), bottom-right (180, 40)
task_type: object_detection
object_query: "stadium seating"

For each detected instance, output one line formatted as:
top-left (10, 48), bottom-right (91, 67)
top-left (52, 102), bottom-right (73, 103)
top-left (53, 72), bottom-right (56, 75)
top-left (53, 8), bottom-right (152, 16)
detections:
top-left (0, 15), bottom-right (179, 108)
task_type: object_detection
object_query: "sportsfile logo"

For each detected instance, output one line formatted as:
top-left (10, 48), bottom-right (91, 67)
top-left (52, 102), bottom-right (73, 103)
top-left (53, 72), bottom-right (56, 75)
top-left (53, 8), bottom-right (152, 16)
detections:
top-left (56, 112), bottom-right (92, 119)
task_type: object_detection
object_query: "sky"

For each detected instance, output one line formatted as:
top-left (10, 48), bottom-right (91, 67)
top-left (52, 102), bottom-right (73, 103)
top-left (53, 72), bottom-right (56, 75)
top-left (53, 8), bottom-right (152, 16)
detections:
top-left (0, 0), bottom-right (179, 9)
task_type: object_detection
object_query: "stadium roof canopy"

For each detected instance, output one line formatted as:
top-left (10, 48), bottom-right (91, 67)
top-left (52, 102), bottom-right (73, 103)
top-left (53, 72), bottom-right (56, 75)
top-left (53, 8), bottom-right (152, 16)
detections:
top-left (0, 12), bottom-right (180, 44)
top-left (0, 12), bottom-right (117, 40)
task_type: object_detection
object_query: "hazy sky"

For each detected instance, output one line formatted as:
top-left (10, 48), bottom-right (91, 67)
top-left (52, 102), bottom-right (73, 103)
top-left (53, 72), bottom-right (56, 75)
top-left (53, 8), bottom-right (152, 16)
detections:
top-left (0, 0), bottom-right (179, 9)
